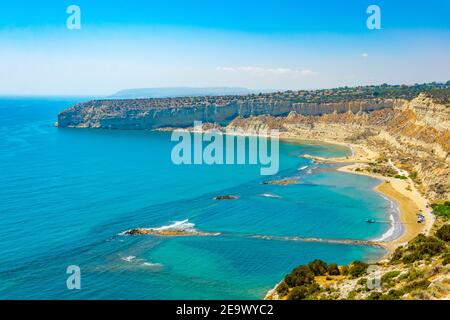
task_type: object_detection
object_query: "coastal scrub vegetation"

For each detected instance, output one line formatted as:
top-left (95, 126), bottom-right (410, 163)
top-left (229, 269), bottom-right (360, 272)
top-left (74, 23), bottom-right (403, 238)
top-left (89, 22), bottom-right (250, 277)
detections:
top-left (272, 224), bottom-right (449, 300)
top-left (431, 201), bottom-right (450, 220)
top-left (390, 234), bottom-right (447, 264)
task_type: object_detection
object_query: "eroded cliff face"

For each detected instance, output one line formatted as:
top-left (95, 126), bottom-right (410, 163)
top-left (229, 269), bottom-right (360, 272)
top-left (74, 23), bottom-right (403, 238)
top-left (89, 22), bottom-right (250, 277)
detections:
top-left (57, 98), bottom-right (394, 129)
top-left (226, 94), bottom-right (450, 201)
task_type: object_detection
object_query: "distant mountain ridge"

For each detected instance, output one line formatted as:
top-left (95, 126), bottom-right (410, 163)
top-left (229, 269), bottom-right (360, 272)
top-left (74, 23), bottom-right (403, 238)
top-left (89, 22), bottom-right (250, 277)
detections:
top-left (110, 87), bottom-right (257, 99)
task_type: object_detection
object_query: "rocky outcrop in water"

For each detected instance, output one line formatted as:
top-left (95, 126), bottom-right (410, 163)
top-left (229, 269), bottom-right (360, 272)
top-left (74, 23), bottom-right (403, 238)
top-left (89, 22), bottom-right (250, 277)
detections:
top-left (213, 195), bottom-right (239, 200)
top-left (122, 227), bottom-right (219, 237)
top-left (262, 179), bottom-right (298, 186)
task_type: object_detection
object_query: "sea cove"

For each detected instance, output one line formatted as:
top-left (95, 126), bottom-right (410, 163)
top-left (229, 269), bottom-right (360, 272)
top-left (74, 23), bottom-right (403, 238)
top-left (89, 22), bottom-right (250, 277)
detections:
top-left (0, 97), bottom-right (391, 299)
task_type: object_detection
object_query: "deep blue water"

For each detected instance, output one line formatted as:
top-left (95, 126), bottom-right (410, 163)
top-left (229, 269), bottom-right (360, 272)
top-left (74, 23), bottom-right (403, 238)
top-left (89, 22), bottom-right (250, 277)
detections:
top-left (0, 97), bottom-right (389, 299)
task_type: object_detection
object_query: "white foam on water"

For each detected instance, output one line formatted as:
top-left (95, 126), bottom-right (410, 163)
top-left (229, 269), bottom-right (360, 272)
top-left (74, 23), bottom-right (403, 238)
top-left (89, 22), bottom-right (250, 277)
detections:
top-left (119, 219), bottom-right (221, 237)
top-left (142, 262), bottom-right (163, 269)
top-left (373, 214), bottom-right (395, 242)
top-left (121, 255), bottom-right (136, 262)
top-left (259, 193), bottom-right (281, 198)
top-left (154, 219), bottom-right (196, 232)
top-left (372, 195), bottom-right (404, 242)
top-left (120, 255), bottom-right (163, 269)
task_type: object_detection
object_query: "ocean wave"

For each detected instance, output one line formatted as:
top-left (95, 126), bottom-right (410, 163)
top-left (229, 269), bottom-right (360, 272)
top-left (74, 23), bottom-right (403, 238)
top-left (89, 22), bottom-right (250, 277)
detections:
top-left (154, 219), bottom-right (195, 232)
top-left (372, 195), bottom-right (404, 242)
top-left (374, 214), bottom-right (396, 242)
top-left (120, 255), bottom-right (163, 270)
top-left (259, 193), bottom-right (281, 198)
top-left (121, 255), bottom-right (136, 262)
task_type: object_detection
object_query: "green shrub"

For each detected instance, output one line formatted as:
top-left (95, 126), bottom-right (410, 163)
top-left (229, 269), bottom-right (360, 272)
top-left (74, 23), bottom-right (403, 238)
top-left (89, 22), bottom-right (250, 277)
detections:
top-left (380, 289), bottom-right (403, 300)
top-left (442, 252), bottom-right (450, 265)
top-left (390, 246), bottom-right (404, 263)
top-left (401, 235), bottom-right (446, 263)
top-left (366, 292), bottom-right (383, 300)
top-left (287, 286), bottom-right (308, 300)
top-left (346, 290), bottom-right (357, 300)
top-left (381, 271), bottom-right (401, 288)
top-left (276, 282), bottom-right (289, 296)
top-left (405, 268), bottom-right (425, 282)
top-left (327, 264), bottom-right (340, 276)
top-left (356, 277), bottom-right (367, 286)
top-left (403, 279), bottom-right (431, 293)
top-left (348, 261), bottom-right (369, 278)
top-left (402, 252), bottom-right (421, 263)
top-left (340, 265), bottom-right (349, 276)
top-left (306, 283), bottom-right (321, 296)
top-left (284, 265), bottom-right (315, 287)
top-left (436, 224), bottom-right (450, 241)
top-left (308, 259), bottom-right (328, 276)
top-left (431, 202), bottom-right (450, 220)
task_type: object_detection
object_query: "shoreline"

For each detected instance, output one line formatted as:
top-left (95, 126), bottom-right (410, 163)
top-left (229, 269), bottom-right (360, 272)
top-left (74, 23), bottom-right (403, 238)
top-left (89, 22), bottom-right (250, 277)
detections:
top-left (279, 132), bottom-right (433, 255)
top-left (339, 164), bottom-right (433, 253)
top-left (334, 163), bottom-right (433, 256)
top-left (155, 127), bottom-right (433, 255)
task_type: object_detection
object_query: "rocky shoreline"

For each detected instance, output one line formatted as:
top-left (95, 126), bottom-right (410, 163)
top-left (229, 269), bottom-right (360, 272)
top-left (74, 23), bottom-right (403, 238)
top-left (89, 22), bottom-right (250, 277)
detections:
top-left (121, 227), bottom-right (220, 237)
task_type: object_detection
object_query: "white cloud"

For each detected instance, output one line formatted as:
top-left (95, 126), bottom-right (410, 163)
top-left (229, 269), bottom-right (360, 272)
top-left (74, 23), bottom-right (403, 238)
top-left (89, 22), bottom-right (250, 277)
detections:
top-left (216, 66), bottom-right (317, 76)
top-left (361, 53), bottom-right (369, 58)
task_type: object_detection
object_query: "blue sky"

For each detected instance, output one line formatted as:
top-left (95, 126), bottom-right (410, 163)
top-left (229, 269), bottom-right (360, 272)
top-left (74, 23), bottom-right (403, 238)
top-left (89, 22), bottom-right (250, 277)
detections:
top-left (0, 0), bottom-right (449, 95)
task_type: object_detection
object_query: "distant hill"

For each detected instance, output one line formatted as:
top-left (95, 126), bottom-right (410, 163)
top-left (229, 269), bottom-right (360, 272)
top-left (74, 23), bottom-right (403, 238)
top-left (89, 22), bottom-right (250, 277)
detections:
top-left (110, 87), bottom-right (256, 99)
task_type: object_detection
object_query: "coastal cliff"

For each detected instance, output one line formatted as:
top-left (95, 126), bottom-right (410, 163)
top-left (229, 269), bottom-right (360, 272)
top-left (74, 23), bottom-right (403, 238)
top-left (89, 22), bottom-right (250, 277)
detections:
top-left (57, 96), bottom-right (393, 129)
top-left (225, 93), bottom-right (450, 201)
top-left (56, 83), bottom-right (449, 130)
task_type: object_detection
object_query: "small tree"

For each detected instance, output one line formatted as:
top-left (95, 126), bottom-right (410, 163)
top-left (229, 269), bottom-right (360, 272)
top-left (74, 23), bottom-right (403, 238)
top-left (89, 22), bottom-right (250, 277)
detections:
top-left (327, 263), bottom-right (340, 276)
top-left (436, 224), bottom-right (450, 242)
top-left (287, 286), bottom-right (308, 300)
top-left (292, 266), bottom-right (315, 286)
top-left (341, 265), bottom-right (349, 276)
top-left (308, 259), bottom-right (328, 276)
top-left (348, 261), bottom-right (368, 278)
top-left (276, 282), bottom-right (289, 296)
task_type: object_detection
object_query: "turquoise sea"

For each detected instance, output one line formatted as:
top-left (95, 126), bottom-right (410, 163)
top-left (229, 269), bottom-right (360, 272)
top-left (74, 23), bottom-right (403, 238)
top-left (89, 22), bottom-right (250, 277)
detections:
top-left (0, 97), bottom-right (391, 299)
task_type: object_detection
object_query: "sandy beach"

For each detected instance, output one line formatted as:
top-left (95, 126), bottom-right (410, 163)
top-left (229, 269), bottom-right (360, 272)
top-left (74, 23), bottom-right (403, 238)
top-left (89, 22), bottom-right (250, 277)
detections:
top-left (250, 133), bottom-right (434, 254)
top-left (326, 146), bottom-right (435, 254)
